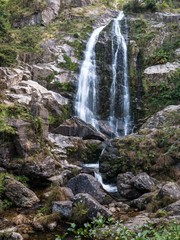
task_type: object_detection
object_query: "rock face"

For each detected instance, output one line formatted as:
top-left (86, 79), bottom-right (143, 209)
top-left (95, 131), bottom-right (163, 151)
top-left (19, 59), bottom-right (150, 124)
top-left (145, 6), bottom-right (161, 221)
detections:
top-left (141, 105), bottom-right (180, 129)
top-left (4, 177), bottom-right (39, 207)
top-left (99, 105), bottom-right (180, 182)
top-left (67, 173), bottom-right (112, 204)
top-left (0, 67), bottom-right (24, 89)
top-left (144, 62), bottom-right (180, 75)
top-left (54, 116), bottom-right (106, 140)
top-left (154, 12), bottom-right (180, 23)
top-left (13, 0), bottom-right (94, 27)
top-left (73, 193), bottom-right (112, 221)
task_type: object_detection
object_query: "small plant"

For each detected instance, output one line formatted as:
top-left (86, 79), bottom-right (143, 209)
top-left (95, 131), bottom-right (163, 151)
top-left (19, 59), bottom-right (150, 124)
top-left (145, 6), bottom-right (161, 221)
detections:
top-left (58, 54), bottom-right (79, 72)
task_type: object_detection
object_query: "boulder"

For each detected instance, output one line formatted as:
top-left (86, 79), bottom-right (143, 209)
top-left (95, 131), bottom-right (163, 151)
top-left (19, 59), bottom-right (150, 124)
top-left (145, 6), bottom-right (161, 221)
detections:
top-left (67, 173), bottom-right (112, 204)
top-left (73, 193), bottom-right (112, 221)
top-left (164, 200), bottom-right (180, 214)
top-left (54, 116), bottom-right (106, 140)
top-left (7, 80), bottom-right (69, 116)
top-left (144, 62), bottom-right (180, 75)
top-left (130, 192), bottom-right (155, 210)
top-left (52, 201), bottom-right (72, 218)
top-left (48, 170), bottom-right (73, 186)
top-left (21, 156), bottom-right (61, 180)
top-left (117, 172), bottom-right (141, 199)
top-left (141, 105), bottom-right (180, 129)
top-left (158, 182), bottom-right (180, 202)
top-left (132, 172), bottom-right (156, 192)
top-left (4, 176), bottom-right (39, 208)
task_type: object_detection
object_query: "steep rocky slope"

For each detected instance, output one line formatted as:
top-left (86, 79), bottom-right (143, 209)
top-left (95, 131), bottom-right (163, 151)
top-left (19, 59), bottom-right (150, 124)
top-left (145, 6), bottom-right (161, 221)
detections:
top-left (0, 0), bottom-right (179, 239)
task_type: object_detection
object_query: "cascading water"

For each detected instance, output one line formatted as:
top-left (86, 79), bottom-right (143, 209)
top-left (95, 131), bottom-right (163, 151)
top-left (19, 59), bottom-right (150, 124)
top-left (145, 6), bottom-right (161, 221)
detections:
top-left (76, 12), bottom-right (131, 192)
top-left (109, 12), bottom-right (130, 136)
top-left (75, 11), bottom-right (131, 137)
top-left (75, 25), bottom-right (105, 129)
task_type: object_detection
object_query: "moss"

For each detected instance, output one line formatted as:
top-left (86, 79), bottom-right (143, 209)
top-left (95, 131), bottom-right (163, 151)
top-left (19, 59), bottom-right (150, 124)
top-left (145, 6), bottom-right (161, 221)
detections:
top-left (0, 45), bottom-right (17, 67)
top-left (143, 69), bottom-right (180, 117)
top-left (58, 54), bottom-right (79, 72)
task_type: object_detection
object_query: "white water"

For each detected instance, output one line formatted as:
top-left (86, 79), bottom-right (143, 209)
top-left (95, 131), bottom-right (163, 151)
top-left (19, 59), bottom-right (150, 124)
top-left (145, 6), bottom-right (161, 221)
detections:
top-left (76, 12), bottom-right (131, 192)
top-left (83, 162), bottom-right (117, 193)
top-left (75, 25), bottom-right (105, 129)
top-left (109, 12), bottom-right (130, 136)
top-left (75, 11), bottom-right (131, 136)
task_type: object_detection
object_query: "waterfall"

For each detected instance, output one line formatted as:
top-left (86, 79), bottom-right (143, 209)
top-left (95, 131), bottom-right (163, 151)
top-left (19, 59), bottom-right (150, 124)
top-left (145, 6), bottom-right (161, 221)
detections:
top-left (75, 11), bottom-right (131, 137)
top-left (109, 12), bottom-right (130, 136)
top-left (75, 25), bottom-right (105, 129)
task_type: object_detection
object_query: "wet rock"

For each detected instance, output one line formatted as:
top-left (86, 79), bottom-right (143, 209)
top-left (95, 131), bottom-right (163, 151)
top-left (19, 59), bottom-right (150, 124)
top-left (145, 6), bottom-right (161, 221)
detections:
top-left (141, 105), bottom-right (180, 129)
top-left (117, 172), bottom-right (141, 199)
top-left (4, 176), bottom-right (39, 208)
top-left (53, 116), bottom-right (106, 141)
top-left (158, 182), bottom-right (180, 202)
top-left (52, 201), bottom-right (73, 218)
top-left (132, 172), bottom-right (156, 192)
top-left (67, 173), bottom-right (112, 204)
top-left (73, 193), bottom-right (112, 221)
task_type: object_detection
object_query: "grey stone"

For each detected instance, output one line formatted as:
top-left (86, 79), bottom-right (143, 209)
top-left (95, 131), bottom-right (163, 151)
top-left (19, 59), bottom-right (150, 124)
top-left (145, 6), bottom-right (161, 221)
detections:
top-left (54, 116), bottom-right (106, 141)
top-left (52, 201), bottom-right (73, 218)
top-left (117, 172), bottom-right (141, 199)
top-left (141, 105), bottom-right (180, 129)
top-left (164, 200), bottom-right (180, 214)
top-left (132, 172), bottom-right (155, 192)
top-left (67, 173), bottom-right (112, 204)
top-left (4, 176), bottom-right (39, 208)
top-left (158, 182), bottom-right (180, 202)
top-left (73, 193), bottom-right (112, 221)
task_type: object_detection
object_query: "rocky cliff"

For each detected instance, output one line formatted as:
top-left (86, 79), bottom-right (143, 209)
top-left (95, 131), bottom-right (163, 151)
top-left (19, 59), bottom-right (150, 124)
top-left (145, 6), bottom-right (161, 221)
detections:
top-left (0, 0), bottom-right (179, 239)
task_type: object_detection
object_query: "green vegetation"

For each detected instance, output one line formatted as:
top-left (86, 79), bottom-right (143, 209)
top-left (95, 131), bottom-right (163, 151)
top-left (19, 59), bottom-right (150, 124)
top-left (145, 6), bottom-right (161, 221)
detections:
top-left (0, 104), bottom-right (30, 134)
top-left (55, 217), bottom-right (180, 240)
top-left (143, 69), bottom-right (180, 116)
top-left (58, 55), bottom-right (79, 72)
top-left (123, 0), bottom-right (177, 13)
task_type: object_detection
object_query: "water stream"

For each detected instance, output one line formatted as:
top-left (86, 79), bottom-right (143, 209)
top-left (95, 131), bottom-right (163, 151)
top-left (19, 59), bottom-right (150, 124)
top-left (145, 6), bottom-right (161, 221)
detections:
top-left (75, 12), bottom-right (130, 192)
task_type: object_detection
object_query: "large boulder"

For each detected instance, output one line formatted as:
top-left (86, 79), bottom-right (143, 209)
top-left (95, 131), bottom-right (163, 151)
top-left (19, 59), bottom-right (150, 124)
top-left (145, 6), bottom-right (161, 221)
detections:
top-left (67, 173), bottom-right (112, 204)
top-left (164, 200), bottom-right (180, 214)
top-left (72, 193), bottom-right (112, 221)
top-left (4, 176), bottom-right (39, 208)
top-left (132, 172), bottom-right (156, 192)
top-left (7, 80), bottom-right (69, 116)
top-left (53, 116), bottom-right (106, 140)
top-left (117, 172), bottom-right (141, 199)
top-left (158, 182), bottom-right (180, 202)
top-left (141, 105), bottom-right (180, 129)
